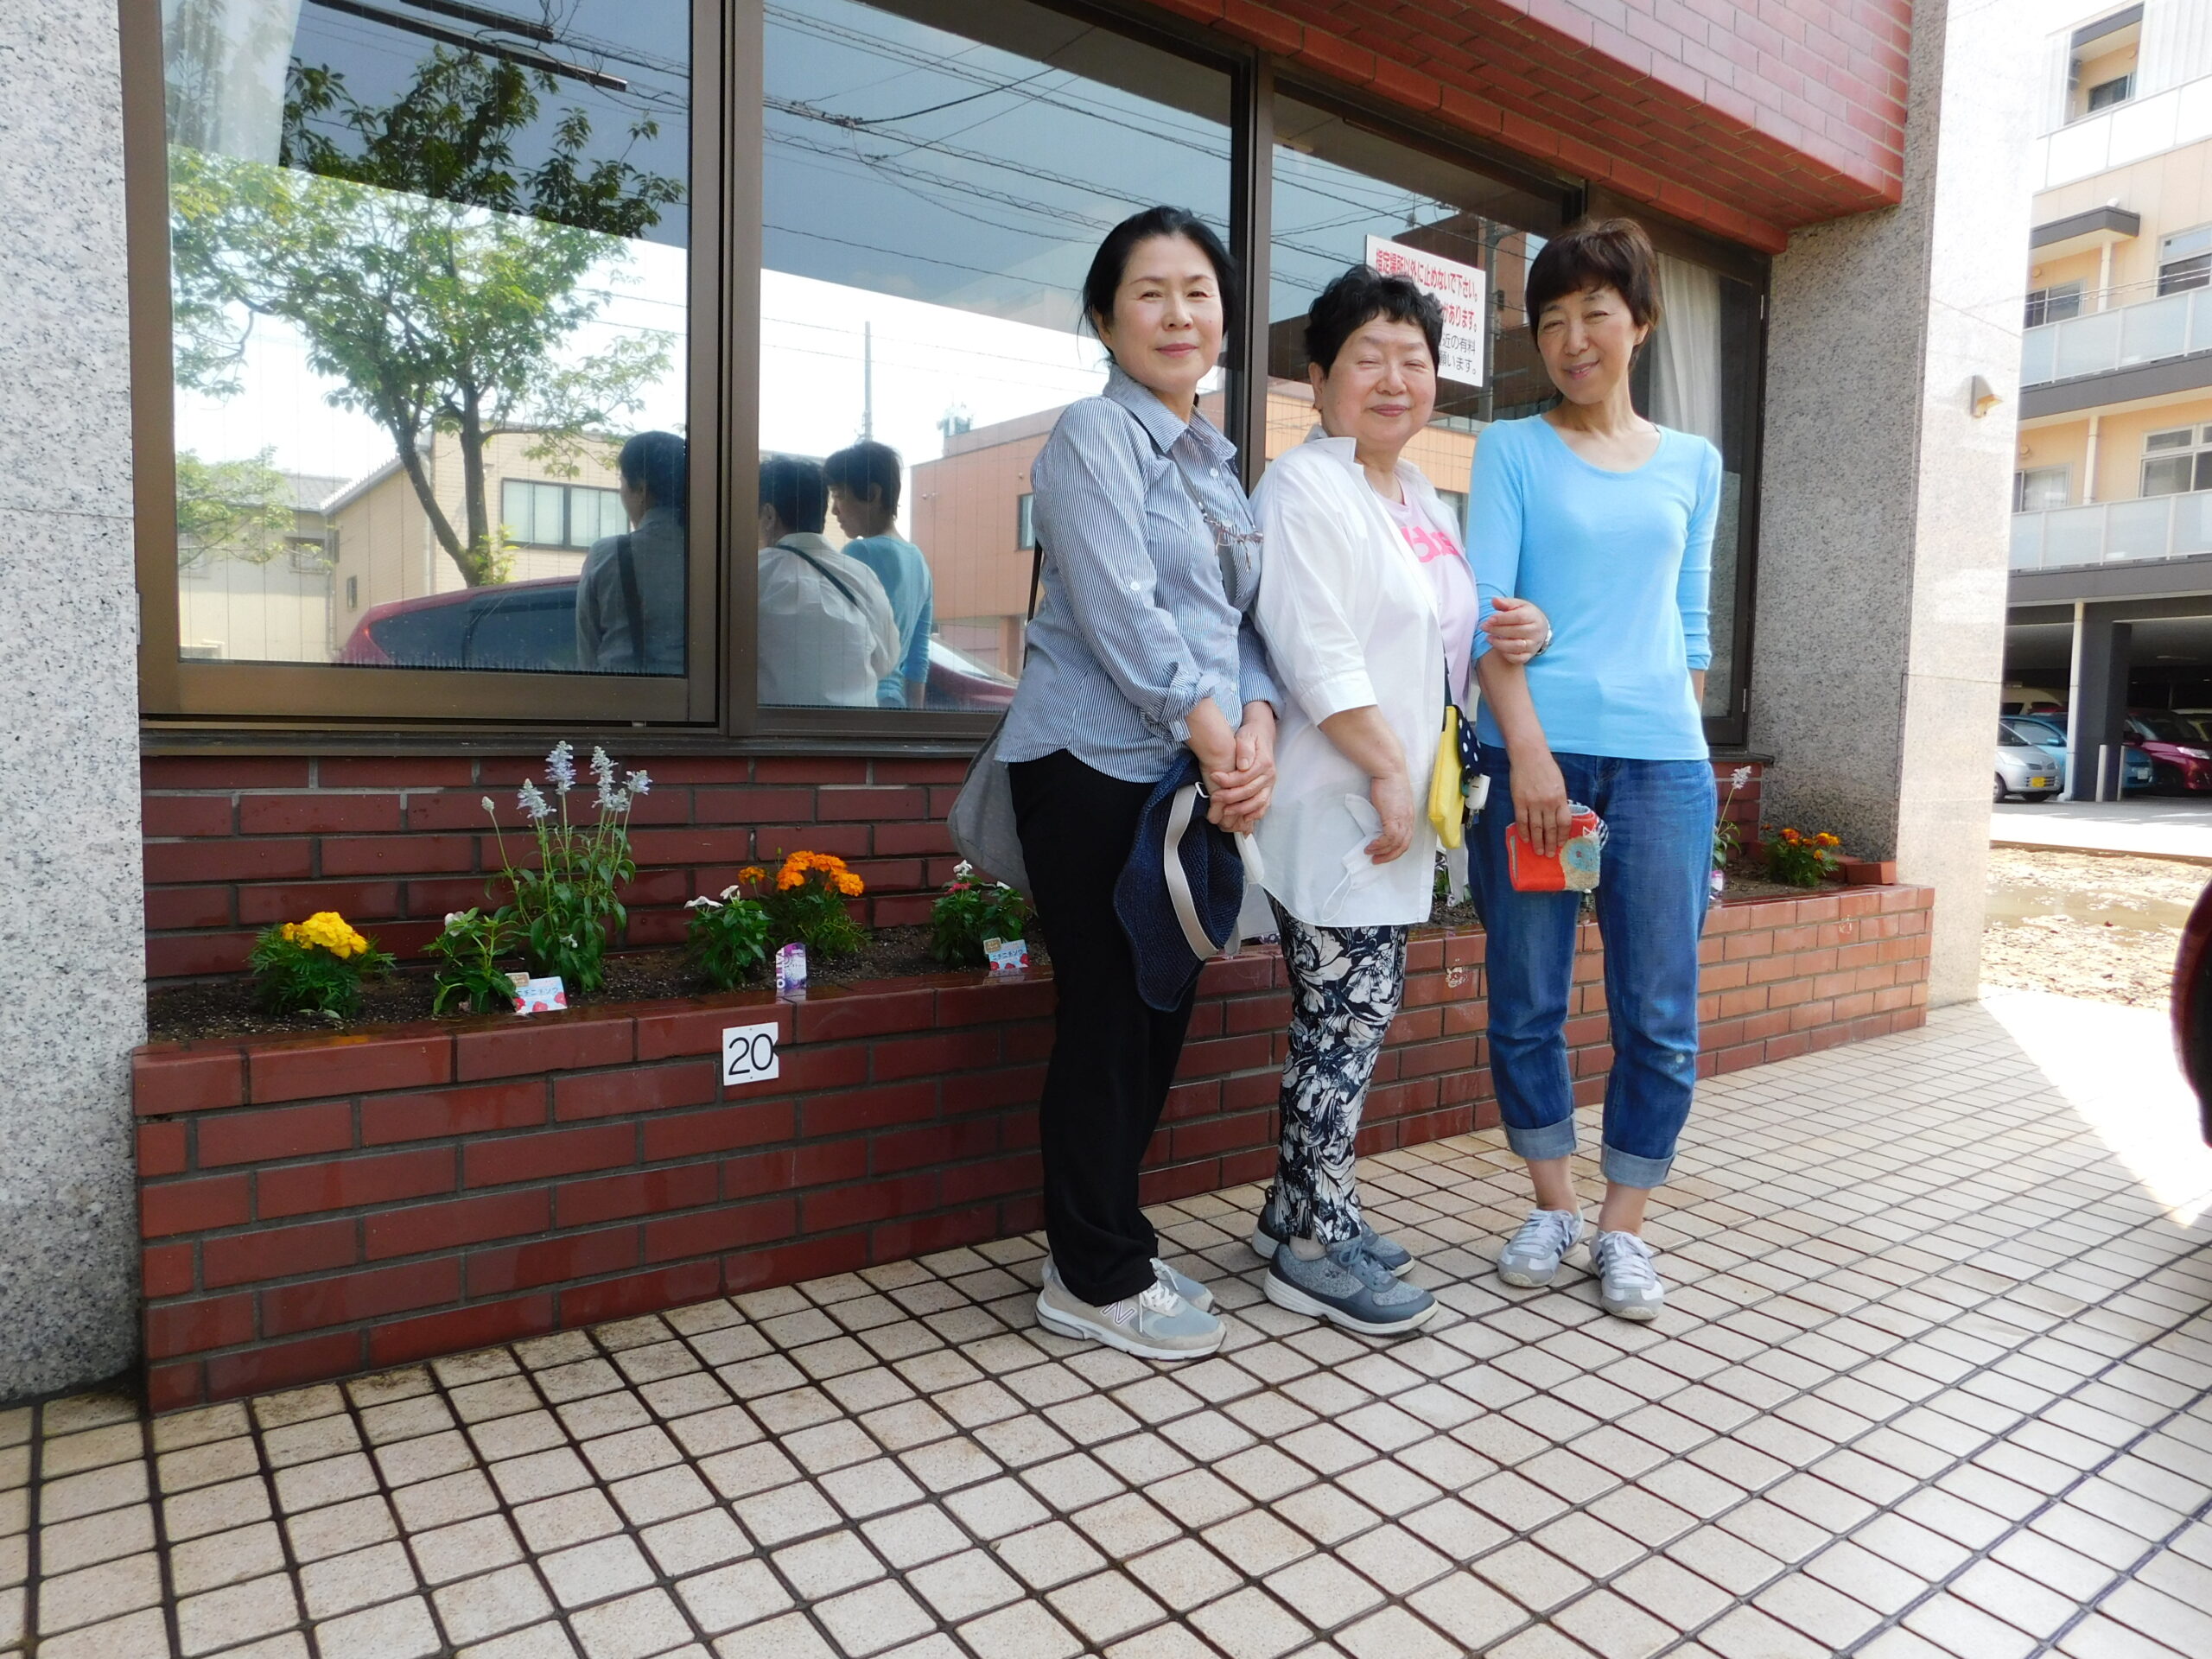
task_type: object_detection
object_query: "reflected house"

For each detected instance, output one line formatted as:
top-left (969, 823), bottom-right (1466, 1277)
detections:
top-left (175, 470), bottom-right (345, 663)
top-left (910, 385), bottom-right (1479, 677)
top-left (323, 429), bottom-right (628, 651)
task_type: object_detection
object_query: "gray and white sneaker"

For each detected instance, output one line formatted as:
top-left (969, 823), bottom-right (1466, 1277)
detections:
top-left (1249, 1186), bottom-right (1414, 1277)
top-left (1036, 1277), bottom-right (1224, 1360)
top-left (1497, 1206), bottom-right (1586, 1287)
top-left (1590, 1230), bottom-right (1664, 1320)
top-left (1264, 1240), bottom-right (1436, 1335)
top-left (1043, 1254), bottom-right (1215, 1314)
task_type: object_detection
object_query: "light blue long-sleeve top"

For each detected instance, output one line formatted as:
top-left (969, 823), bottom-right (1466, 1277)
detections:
top-left (1467, 414), bottom-right (1721, 762)
top-left (1000, 363), bottom-right (1276, 782)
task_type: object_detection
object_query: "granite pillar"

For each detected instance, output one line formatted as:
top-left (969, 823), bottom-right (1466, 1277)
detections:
top-left (0, 0), bottom-right (147, 1397)
top-left (1751, 0), bottom-right (2044, 1007)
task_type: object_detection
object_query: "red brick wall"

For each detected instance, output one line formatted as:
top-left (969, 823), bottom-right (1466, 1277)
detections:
top-left (1158, 0), bottom-right (1914, 251)
top-left (134, 883), bottom-right (1928, 1410)
top-left (138, 755), bottom-right (1764, 983)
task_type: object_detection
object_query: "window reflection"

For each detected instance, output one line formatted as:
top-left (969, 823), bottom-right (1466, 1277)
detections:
top-left (760, 0), bottom-right (1232, 710)
top-left (162, 0), bottom-right (690, 674)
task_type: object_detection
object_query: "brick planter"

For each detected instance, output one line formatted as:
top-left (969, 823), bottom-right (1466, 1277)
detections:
top-left (132, 886), bottom-right (1930, 1410)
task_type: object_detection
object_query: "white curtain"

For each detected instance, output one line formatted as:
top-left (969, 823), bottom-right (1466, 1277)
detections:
top-left (1651, 253), bottom-right (1722, 445)
top-left (162, 0), bottom-right (304, 164)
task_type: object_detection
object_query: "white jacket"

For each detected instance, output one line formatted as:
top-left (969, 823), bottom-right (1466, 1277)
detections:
top-left (757, 534), bottom-right (899, 709)
top-left (1250, 435), bottom-right (1457, 928)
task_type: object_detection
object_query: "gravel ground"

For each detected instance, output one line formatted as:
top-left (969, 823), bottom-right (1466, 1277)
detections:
top-left (1983, 848), bottom-right (2208, 1008)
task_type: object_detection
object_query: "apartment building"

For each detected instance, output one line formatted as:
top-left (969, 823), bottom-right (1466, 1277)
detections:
top-left (2011, 2), bottom-right (2212, 790)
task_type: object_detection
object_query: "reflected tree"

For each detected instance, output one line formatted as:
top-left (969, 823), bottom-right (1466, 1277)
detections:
top-left (170, 49), bottom-right (683, 588)
top-left (175, 448), bottom-right (293, 565)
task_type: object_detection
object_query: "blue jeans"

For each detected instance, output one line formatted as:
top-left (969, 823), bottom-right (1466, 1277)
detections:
top-left (1465, 752), bottom-right (1715, 1188)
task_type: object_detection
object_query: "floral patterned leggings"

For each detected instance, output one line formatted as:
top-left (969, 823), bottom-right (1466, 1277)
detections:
top-left (1268, 899), bottom-right (1409, 1247)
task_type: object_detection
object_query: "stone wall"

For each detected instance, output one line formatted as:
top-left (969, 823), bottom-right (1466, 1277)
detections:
top-left (0, 0), bottom-right (149, 1399)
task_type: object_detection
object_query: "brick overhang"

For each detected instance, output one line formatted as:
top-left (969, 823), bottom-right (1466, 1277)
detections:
top-left (1158, 0), bottom-right (1913, 253)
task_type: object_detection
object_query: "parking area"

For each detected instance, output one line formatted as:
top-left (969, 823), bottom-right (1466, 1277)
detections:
top-left (1992, 799), bottom-right (2212, 862)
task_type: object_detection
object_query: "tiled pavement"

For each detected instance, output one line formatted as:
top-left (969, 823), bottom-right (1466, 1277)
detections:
top-left (6, 991), bottom-right (2212, 1659)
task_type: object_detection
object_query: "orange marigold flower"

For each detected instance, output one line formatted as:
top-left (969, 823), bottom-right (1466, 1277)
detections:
top-left (739, 865), bottom-right (766, 885)
top-left (776, 870), bottom-right (804, 891)
top-left (836, 873), bottom-right (864, 897)
top-left (1815, 833), bottom-right (1840, 847)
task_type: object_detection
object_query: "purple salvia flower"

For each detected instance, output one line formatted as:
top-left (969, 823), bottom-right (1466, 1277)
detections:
top-left (518, 779), bottom-right (552, 822)
top-left (546, 741), bottom-right (576, 794)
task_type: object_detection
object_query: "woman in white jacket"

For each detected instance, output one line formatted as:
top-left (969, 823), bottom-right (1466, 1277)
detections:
top-left (1249, 264), bottom-right (1548, 1333)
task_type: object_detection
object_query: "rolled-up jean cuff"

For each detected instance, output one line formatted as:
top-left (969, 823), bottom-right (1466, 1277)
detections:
top-left (1601, 1143), bottom-right (1674, 1188)
top-left (1503, 1116), bottom-right (1578, 1163)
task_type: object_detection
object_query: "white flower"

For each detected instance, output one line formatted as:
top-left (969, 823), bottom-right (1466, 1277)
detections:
top-left (518, 780), bottom-right (552, 822)
top-left (685, 896), bottom-right (718, 911)
top-left (444, 912), bottom-right (466, 926)
top-left (626, 770), bottom-right (652, 797)
top-left (546, 741), bottom-right (576, 793)
top-left (1730, 766), bottom-right (1752, 789)
top-left (595, 779), bottom-right (629, 816)
top-left (719, 885), bottom-right (742, 901)
top-left (590, 745), bottom-right (617, 785)
top-left (954, 861), bottom-right (975, 880)
top-left (480, 795), bottom-right (496, 816)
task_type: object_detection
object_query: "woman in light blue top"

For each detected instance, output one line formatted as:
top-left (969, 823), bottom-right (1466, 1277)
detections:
top-left (1465, 218), bottom-right (1723, 1323)
top-left (1000, 207), bottom-right (1277, 1363)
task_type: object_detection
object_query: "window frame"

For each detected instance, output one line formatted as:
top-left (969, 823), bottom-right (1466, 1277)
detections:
top-left (125, 0), bottom-right (1773, 752)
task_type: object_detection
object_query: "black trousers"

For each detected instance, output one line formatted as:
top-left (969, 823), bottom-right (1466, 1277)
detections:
top-left (1010, 748), bottom-right (1197, 1306)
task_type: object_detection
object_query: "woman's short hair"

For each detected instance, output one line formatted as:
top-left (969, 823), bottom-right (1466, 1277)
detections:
top-left (823, 439), bottom-right (903, 517)
top-left (1305, 264), bottom-right (1443, 373)
top-left (759, 454), bottom-right (826, 536)
top-left (1523, 218), bottom-right (1662, 335)
top-left (1080, 206), bottom-right (1239, 340)
top-left (619, 430), bottom-right (688, 524)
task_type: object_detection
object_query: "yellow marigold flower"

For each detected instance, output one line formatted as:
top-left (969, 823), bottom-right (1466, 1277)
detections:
top-left (739, 865), bottom-right (766, 885)
top-left (836, 873), bottom-right (864, 897)
top-left (1816, 833), bottom-right (1840, 847)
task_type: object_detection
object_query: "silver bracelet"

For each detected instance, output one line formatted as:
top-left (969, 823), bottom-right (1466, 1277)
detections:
top-left (1530, 625), bottom-right (1554, 659)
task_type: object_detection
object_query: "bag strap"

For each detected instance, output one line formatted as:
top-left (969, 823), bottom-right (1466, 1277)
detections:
top-left (776, 540), bottom-right (864, 612)
top-left (614, 534), bottom-right (645, 667)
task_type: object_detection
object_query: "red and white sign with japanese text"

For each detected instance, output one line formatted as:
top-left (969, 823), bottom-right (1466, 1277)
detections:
top-left (1363, 235), bottom-right (1486, 388)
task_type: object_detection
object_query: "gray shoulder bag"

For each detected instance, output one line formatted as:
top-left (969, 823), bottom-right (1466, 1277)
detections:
top-left (945, 547), bottom-right (1046, 896)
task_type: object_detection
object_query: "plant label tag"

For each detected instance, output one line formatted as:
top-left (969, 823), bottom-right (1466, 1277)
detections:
top-left (986, 938), bottom-right (1030, 975)
top-left (722, 1021), bottom-right (781, 1087)
top-left (513, 976), bottom-right (567, 1015)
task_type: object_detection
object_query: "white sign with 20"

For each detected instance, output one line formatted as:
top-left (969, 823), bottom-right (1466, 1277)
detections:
top-left (721, 1021), bottom-right (782, 1087)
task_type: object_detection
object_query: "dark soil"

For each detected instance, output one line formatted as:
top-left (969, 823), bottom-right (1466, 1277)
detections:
top-left (145, 925), bottom-right (998, 1042)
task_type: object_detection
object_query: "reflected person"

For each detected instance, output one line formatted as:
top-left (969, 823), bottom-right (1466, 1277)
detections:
top-left (576, 430), bottom-right (687, 674)
top-left (826, 440), bottom-right (934, 709)
top-left (757, 454), bottom-right (899, 709)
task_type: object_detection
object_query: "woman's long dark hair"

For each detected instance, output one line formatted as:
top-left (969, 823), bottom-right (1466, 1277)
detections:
top-left (1080, 206), bottom-right (1239, 346)
top-left (619, 430), bottom-right (688, 526)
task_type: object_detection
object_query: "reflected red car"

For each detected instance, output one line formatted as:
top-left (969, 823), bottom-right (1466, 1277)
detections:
top-left (2126, 712), bottom-right (2212, 793)
top-left (337, 577), bottom-right (1018, 709)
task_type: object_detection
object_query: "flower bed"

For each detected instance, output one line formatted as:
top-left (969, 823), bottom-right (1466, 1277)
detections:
top-left (132, 885), bottom-right (1932, 1411)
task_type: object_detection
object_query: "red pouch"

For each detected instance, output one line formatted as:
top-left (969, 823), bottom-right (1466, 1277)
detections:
top-left (1504, 806), bottom-right (1605, 893)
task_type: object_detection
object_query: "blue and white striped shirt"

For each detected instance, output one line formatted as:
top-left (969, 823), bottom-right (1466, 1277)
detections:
top-left (1000, 365), bottom-right (1277, 782)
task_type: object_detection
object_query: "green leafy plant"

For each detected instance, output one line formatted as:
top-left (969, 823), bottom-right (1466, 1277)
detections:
top-left (247, 911), bottom-right (394, 1020)
top-left (684, 888), bottom-right (775, 990)
top-left (928, 862), bottom-right (1033, 969)
top-left (1763, 825), bottom-right (1844, 889)
top-left (426, 907), bottom-right (521, 1015)
top-left (732, 851), bottom-right (868, 962)
top-left (483, 742), bottom-right (646, 994)
top-left (1713, 764), bottom-right (1752, 871)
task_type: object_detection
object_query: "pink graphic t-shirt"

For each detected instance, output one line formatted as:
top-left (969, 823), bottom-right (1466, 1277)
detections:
top-left (1385, 493), bottom-right (1477, 702)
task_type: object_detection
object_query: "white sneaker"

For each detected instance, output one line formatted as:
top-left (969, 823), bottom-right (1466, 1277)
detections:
top-left (1035, 1277), bottom-right (1224, 1360)
top-left (1043, 1253), bottom-right (1215, 1313)
top-left (1497, 1207), bottom-right (1586, 1287)
top-left (1590, 1230), bottom-right (1664, 1320)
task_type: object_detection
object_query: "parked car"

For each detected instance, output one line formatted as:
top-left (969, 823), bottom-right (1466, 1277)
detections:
top-left (2005, 713), bottom-right (2156, 793)
top-left (339, 578), bottom-right (1020, 709)
top-left (2172, 875), bottom-right (2212, 1147)
top-left (2126, 711), bottom-right (2212, 794)
top-left (1995, 721), bottom-right (2063, 803)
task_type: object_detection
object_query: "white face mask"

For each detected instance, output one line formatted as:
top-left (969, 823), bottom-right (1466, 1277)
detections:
top-left (1315, 795), bottom-right (1391, 924)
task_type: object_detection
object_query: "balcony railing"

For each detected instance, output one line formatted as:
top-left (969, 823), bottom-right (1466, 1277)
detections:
top-left (2012, 493), bottom-right (2212, 570)
top-left (2020, 288), bottom-right (2212, 387)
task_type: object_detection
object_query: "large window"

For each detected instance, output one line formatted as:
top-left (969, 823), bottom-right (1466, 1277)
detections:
top-left (131, 0), bottom-right (1773, 740)
top-left (760, 0), bottom-right (1231, 712)
top-left (2143, 427), bottom-right (2212, 496)
top-left (144, 0), bottom-right (703, 710)
top-left (2161, 227), bottom-right (2212, 296)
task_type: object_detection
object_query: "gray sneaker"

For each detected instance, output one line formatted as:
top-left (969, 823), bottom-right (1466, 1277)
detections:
top-left (1043, 1254), bottom-right (1215, 1314)
top-left (1036, 1277), bottom-right (1224, 1360)
top-left (1591, 1230), bottom-right (1664, 1320)
top-left (1263, 1240), bottom-right (1436, 1335)
top-left (1497, 1207), bottom-right (1586, 1288)
top-left (1249, 1186), bottom-right (1414, 1278)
